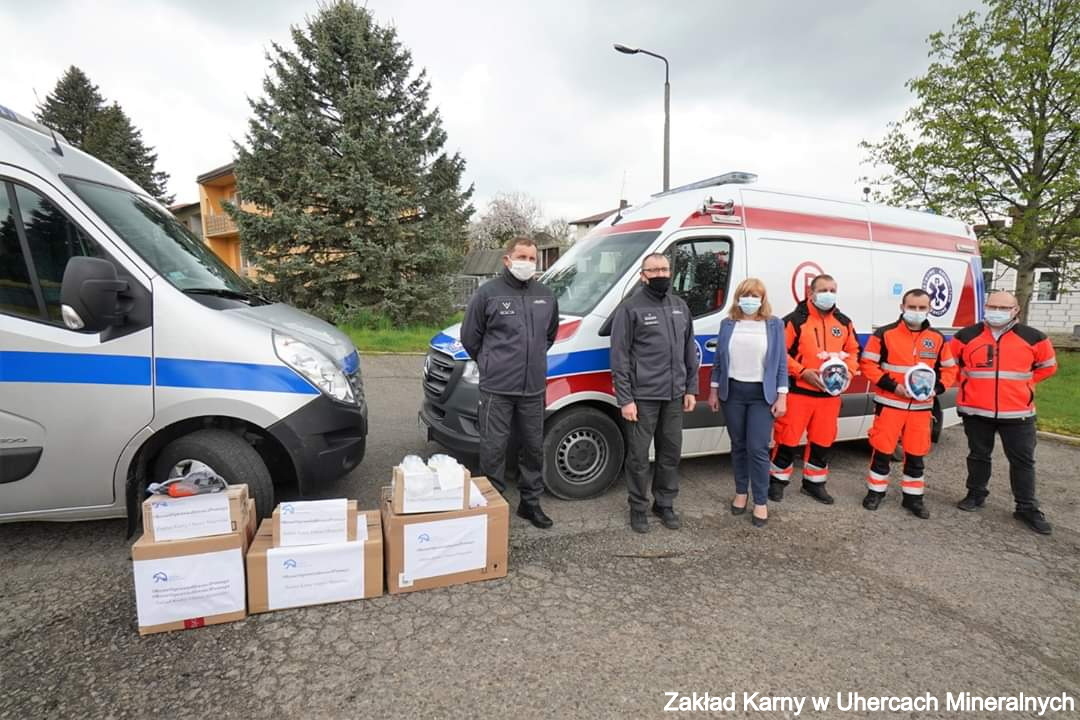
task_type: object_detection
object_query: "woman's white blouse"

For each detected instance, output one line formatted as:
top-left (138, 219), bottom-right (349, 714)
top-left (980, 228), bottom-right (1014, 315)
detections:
top-left (727, 319), bottom-right (767, 383)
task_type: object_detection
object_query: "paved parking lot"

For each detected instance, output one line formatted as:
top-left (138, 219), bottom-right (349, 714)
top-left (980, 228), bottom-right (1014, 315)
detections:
top-left (2, 355), bottom-right (1078, 719)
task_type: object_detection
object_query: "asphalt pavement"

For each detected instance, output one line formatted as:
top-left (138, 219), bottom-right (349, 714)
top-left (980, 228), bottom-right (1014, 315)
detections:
top-left (2, 354), bottom-right (1078, 719)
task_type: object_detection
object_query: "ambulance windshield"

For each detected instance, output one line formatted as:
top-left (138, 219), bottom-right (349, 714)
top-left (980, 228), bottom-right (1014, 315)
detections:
top-left (540, 230), bottom-right (659, 316)
top-left (64, 177), bottom-right (251, 295)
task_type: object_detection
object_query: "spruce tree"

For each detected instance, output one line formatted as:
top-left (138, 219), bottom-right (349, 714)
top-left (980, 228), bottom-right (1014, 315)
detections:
top-left (35, 67), bottom-right (173, 204)
top-left (230, 0), bottom-right (474, 324)
top-left (34, 66), bottom-right (103, 146)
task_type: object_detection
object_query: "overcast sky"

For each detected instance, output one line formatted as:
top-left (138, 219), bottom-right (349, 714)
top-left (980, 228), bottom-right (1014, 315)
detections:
top-left (2, 0), bottom-right (982, 222)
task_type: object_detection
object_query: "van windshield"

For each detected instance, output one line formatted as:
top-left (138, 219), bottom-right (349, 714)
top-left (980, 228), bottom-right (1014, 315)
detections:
top-left (63, 177), bottom-right (251, 294)
top-left (540, 230), bottom-right (659, 316)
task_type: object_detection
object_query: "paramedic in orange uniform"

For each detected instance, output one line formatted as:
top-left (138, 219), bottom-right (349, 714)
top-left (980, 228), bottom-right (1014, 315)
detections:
top-left (860, 288), bottom-right (958, 518)
top-left (768, 274), bottom-right (860, 504)
top-left (950, 291), bottom-right (1058, 535)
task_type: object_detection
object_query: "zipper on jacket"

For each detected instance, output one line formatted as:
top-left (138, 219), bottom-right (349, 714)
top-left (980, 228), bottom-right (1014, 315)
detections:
top-left (522, 282), bottom-right (531, 394)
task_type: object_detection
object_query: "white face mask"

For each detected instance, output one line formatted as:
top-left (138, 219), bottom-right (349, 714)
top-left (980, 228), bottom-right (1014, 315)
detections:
top-left (902, 310), bottom-right (928, 326)
top-left (508, 260), bottom-right (536, 281)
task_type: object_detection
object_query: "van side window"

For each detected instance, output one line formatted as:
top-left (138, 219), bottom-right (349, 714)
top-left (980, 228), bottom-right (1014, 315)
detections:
top-left (12, 183), bottom-right (104, 323)
top-left (667, 237), bottom-right (732, 317)
top-left (0, 183), bottom-right (40, 319)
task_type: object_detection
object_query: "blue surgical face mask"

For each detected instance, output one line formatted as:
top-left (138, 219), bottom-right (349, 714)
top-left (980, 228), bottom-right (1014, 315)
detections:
top-left (738, 296), bottom-right (762, 315)
top-left (903, 310), bottom-right (928, 326)
top-left (984, 309), bottom-right (1013, 327)
top-left (812, 291), bottom-right (836, 311)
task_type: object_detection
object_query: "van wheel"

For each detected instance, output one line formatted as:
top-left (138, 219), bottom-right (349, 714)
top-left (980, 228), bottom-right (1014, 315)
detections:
top-left (154, 430), bottom-right (274, 518)
top-left (543, 407), bottom-right (624, 500)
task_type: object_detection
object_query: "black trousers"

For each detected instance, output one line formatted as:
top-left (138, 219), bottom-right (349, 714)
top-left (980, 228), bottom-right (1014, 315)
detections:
top-left (478, 391), bottom-right (545, 505)
top-left (962, 415), bottom-right (1039, 511)
top-left (623, 399), bottom-right (683, 511)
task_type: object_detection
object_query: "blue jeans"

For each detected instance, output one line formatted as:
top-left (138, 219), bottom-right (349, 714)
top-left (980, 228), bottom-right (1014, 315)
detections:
top-left (724, 380), bottom-right (774, 506)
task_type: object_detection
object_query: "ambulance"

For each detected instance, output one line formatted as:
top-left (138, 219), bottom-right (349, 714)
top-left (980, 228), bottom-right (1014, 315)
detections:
top-left (420, 171), bottom-right (984, 499)
top-left (0, 106), bottom-right (367, 526)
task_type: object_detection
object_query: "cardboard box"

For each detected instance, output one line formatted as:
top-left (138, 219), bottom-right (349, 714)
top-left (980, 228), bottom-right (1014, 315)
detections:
top-left (247, 511), bottom-right (383, 613)
top-left (391, 465), bottom-right (470, 515)
top-left (381, 476), bottom-right (508, 594)
top-left (141, 484), bottom-right (250, 543)
top-left (272, 499), bottom-right (359, 547)
top-left (131, 531), bottom-right (247, 636)
top-left (245, 498), bottom-right (257, 546)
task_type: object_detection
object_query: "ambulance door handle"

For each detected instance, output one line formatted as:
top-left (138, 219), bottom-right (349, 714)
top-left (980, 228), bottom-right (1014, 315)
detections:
top-left (705, 339), bottom-right (718, 352)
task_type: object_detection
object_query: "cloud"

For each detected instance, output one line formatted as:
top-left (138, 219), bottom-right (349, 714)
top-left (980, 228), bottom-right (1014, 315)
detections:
top-left (4, 0), bottom-right (981, 219)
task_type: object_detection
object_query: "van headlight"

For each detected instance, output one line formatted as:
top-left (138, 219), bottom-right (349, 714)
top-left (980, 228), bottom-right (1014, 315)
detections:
top-left (273, 332), bottom-right (356, 404)
top-left (461, 360), bottom-right (480, 384)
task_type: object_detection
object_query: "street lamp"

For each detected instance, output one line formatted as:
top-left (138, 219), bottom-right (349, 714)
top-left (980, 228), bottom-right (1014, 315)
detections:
top-left (614, 43), bottom-right (670, 192)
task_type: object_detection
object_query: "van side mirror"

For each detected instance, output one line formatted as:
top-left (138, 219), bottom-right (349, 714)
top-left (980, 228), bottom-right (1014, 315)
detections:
top-left (60, 257), bottom-right (129, 332)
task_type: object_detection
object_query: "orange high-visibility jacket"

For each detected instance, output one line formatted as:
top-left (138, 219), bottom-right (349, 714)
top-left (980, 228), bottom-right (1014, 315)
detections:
top-left (949, 321), bottom-right (1057, 420)
top-left (784, 300), bottom-right (861, 396)
top-left (860, 317), bottom-right (958, 411)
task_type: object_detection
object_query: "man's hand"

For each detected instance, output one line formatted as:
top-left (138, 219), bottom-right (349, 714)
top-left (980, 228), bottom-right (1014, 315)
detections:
top-left (683, 394), bottom-right (696, 412)
top-left (708, 388), bottom-right (720, 413)
top-left (894, 385), bottom-right (911, 399)
top-left (771, 393), bottom-right (787, 418)
top-left (800, 368), bottom-right (826, 392)
top-left (621, 402), bottom-right (638, 422)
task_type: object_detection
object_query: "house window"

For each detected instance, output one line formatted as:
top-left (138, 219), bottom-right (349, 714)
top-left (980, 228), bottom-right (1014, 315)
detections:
top-left (1033, 269), bottom-right (1059, 302)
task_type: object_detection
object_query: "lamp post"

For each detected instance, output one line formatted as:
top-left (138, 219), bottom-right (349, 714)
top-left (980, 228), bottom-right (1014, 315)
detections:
top-left (614, 43), bottom-right (669, 192)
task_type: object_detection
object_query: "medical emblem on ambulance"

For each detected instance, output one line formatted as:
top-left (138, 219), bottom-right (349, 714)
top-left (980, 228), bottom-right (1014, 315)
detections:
top-left (921, 267), bottom-right (952, 317)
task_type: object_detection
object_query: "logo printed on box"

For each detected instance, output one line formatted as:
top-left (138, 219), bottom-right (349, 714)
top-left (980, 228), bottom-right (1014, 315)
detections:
top-left (153, 572), bottom-right (168, 583)
top-left (283, 559), bottom-right (297, 569)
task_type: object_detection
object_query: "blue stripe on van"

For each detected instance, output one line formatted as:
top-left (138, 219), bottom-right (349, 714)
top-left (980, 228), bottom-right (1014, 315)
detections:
top-left (342, 350), bottom-right (359, 375)
top-left (156, 358), bottom-right (318, 394)
top-left (0, 351), bottom-right (318, 394)
top-left (0, 351), bottom-right (152, 385)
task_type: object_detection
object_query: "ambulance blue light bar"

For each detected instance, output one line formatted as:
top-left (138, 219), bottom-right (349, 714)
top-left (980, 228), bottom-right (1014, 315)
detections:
top-left (652, 171), bottom-right (758, 198)
top-left (0, 103), bottom-right (69, 144)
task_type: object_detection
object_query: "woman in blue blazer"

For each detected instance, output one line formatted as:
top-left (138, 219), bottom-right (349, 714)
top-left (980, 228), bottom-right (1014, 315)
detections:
top-left (708, 277), bottom-right (789, 527)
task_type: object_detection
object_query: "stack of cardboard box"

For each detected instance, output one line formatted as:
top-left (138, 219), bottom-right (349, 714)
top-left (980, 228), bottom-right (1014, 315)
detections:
top-left (131, 485), bottom-right (255, 636)
top-left (382, 461), bottom-right (509, 594)
top-left (246, 498), bottom-right (383, 613)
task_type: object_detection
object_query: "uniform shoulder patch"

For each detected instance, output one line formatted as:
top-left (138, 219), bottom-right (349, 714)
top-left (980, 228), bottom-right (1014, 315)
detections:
top-left (953, 324), bottom-right (984, 343)
top-left (1013, 324), bottom-right (1048, 345)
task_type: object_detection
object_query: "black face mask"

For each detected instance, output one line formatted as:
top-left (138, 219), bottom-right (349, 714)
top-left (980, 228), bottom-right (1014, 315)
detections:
top-left (645, 276), bottom-right (671, 295)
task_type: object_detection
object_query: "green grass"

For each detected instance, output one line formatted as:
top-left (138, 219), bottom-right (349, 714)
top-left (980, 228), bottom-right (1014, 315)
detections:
top-left (1036, 350), bottom-right (1080, 436)
top-left (342, 310), bottom-right (463, 353)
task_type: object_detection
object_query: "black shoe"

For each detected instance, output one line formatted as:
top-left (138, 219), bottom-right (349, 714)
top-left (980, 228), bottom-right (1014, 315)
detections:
top-left (517, 503), bottom-right (553, 529)
top-left (651, 504), bottom-right (681, 530)
top-left (768, 479), bottom-right (786, 502)
top-left (751, 513), bottom-right (768, 528)
top-left (862, 490), bottom-right (885, 511)
top-left (1014, 509), bottom-right (1052, 535)
top-left (901, 494), bottom-right (930, 519)
top-left (957, 491), bottom-right (986, 512)
top-left (800, 481), bottom-right (835, 505)
top-left (730, 500), bottom-right (748, 516)
top-left (630, 509), bottom-right (649, 533)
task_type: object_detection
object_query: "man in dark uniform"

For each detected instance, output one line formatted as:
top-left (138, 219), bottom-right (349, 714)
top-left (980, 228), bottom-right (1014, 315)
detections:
top-left (610, 253), bottom-right (699, 533)
top-left (460, 236), bottom-right (559, 528)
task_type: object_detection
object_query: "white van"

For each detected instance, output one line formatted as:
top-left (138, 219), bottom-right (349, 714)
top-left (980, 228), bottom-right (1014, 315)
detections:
top-left (420, 172), bottom-right (984, 499)
top-left (0, 106), bottom-right (367, 526)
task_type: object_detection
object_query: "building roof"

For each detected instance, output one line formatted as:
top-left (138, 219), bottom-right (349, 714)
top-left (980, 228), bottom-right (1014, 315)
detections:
top-left (169, 201), bottom-right (200, 213)
top-left (461, 249), bottom-right (506, 276)
top-left (196, 162), bottom-right (236, 185)
top-left (569, 208), bottom-right (620, 226)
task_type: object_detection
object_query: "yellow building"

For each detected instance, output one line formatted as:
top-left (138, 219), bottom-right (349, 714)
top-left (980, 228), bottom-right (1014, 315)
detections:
top-left (196, 162), bottom-right (256, 274)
